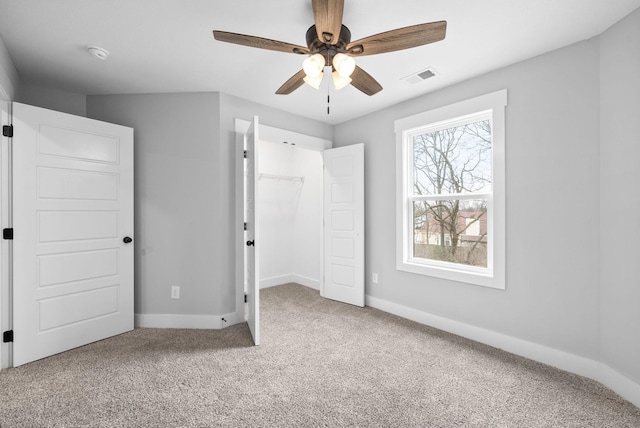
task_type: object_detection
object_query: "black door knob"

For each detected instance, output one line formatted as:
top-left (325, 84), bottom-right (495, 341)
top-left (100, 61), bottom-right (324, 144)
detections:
top-left (123, 236), bottom-right (133, 244)
top-left (246, 240), bottom-right (255, 246)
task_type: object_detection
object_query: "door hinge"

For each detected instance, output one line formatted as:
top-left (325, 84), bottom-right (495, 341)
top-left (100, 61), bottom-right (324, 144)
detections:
top-left (243, 150), bottom-right (247, 159)
top-left (3, 330), bottom-right (13, 343)
top-left (244, 222), bottom-right (247, 231)
top-left (244, 293), bottom-right (247, 303)
top-left (2, 228), bottom-right (13, 240)
top-left (2, 125), bottom-right (13, 138)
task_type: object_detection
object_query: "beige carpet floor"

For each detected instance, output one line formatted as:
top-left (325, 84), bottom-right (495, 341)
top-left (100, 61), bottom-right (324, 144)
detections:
top-left (0, 283), bottom-right (639, 427)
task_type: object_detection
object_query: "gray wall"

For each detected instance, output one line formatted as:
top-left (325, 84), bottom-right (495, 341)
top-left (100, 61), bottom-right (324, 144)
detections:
top-left (87, 93), bottom-right (222, 315)
top-left (599, 8), bottom-right (640, 385)
top-left (0, 34), bottom-right (18, 100)
top-left (335, 38), bottom-right (601, 360)
top-left (87, 92), bottom-right (332, 317)
top-left (18, 82), bottom-right (86, 117)
top-left (334, 8), bottom-right (640, 388)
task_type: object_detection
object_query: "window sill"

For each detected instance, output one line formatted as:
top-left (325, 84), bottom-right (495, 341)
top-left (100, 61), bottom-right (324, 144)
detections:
top-left (397, 259), bottom-right (505, 290)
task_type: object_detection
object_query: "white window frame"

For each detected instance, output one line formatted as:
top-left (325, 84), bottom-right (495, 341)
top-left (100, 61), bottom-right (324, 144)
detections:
top-left (395, 89), bottom-right (507, 289)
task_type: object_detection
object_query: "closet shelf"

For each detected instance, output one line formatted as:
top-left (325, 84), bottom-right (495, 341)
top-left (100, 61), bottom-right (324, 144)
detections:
top-left (259, 173), bottom-right (305, 183)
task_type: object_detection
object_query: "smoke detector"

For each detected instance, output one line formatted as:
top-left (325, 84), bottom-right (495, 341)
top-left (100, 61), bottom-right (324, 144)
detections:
top-left (402, 67), bottom-right (438, 85)
top-left (87, 45), bottom-right (109, 60)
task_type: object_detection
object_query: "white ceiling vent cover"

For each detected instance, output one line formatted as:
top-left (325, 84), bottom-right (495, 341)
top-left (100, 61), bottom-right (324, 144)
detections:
top-left (403, 67), bottom-right (438, 84)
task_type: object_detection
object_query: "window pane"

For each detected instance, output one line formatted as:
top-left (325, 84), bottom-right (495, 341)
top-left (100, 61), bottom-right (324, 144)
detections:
top-left (413, 199), bottom-right (488, 268)
top-left (412, 119), bottom-right (492, 196)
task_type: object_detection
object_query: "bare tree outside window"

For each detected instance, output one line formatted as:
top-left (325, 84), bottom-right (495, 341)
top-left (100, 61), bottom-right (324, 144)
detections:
top-left (411, 118), bottom-right (492, 267)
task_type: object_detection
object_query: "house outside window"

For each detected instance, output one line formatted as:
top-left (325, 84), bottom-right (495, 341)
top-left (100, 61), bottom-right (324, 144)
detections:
top-left (395, 90), bottom-right (507, 289)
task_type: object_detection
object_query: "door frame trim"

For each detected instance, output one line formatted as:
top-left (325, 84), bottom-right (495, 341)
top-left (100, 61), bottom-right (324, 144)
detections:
top-left (0, 100), bottom-right (11, 369)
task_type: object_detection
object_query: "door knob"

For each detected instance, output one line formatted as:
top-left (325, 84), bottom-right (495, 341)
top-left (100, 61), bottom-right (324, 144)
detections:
top-left (246, 240), bottom-right (255, 246)
top-left (123, 236), bottom-right (133, 244)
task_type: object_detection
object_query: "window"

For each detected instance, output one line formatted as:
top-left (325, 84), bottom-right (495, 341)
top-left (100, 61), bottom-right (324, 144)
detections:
top-left (395, 90), bottom-right (507, 289)
top-left (465, 217), bottom-right (481, 237)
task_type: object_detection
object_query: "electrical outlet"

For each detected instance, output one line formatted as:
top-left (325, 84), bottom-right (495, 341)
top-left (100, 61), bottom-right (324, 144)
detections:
top-left (372, 273), bottom-right (379, 284)
top-left (171, 286), bottom-right (180, 299)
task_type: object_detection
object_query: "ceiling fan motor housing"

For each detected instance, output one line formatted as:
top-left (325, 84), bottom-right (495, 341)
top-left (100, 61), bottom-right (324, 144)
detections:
top-left (306, 24), bottom-right (352, 65)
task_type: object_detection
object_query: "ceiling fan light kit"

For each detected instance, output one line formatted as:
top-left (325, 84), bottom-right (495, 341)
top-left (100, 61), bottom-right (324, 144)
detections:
top-left (302, 53), bottom-right (325, 78)
top-left (213, 0), bottom-right (446, 96)
top-left (300, 51), bottom-right (355, 91)
top-left (331, 70), bottom-right (352, 90)
top-left (332, 53), bottom-right (355, 78)
top-left (301, 51), bottom-right (355, 91)
top-left (303, 73), bottom-right (324, 90)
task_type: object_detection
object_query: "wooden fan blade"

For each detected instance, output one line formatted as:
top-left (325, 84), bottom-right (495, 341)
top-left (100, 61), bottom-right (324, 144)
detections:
top-left (346, 21), bottom-right (446, 56)
top-left (276, 70), bottom-right (307, 95)
top-left (350, 66), bottom-right (382, 96)
top-left (312, 0), bottom-right (344, 44)
top-left (213, 31), bottom-right (310, 55)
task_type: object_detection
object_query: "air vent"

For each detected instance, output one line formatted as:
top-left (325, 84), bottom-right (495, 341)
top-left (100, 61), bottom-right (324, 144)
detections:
top-left (402, 67), bottom-right (438, 85)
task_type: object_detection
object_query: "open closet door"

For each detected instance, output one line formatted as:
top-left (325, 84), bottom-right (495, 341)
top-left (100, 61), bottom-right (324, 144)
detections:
top-left (11, 102), bottom-right (134, 366)
top-left (323, 144), bottom-right (365, 307)
top-left (245, 116), bottom-right (260, 345)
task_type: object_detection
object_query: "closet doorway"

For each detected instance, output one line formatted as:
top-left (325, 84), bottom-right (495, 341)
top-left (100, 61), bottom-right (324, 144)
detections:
top-left (259, 138), bottom-right (324, 291)
top-left (235, 117), bottom-right (364, 346)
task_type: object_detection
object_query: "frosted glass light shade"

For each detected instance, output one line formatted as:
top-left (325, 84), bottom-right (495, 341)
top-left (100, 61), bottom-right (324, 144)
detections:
top-left (303, 54), bottom-right (325, 78)
top-left (304, 73), bottom-right (324, 90)
top-left (332, 53), bottom-right (356, 77)
top-left (332, 71), bottom-right (351, 90)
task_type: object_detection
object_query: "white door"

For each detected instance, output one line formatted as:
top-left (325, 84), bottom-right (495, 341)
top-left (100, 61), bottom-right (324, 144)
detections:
top-left (12, 102), bottom-right (134, 366)
top-left (245, 116), bottom-right (260, 345)
top-left (323, 144), bottom-right (364, 307)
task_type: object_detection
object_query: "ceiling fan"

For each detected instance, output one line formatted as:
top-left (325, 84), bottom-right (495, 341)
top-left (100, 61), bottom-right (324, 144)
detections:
top-left (213, 0), bottom-right (446, 96)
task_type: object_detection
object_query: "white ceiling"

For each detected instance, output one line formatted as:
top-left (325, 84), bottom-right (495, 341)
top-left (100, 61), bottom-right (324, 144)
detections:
top-left (1, 0), bottom-right (639, 125)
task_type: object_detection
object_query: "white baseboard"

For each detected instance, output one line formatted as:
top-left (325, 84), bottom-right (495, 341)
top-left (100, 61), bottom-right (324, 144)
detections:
top-left (135, 311), bottom-right (239, 330)
top-left (366, 295), bottom-right (640, 409)
top-left (598, 364), bottom-right (640, 409)
top-left (291, 274), bottom-right (320, 290)
top-left (261, 274), bottom-right (320, 290)
top-left (260, 275), bottom-right (293, 289)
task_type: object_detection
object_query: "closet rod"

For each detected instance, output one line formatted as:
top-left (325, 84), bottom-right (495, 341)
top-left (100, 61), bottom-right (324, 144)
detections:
top-left (259, 173), bottom-right (304, 183)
